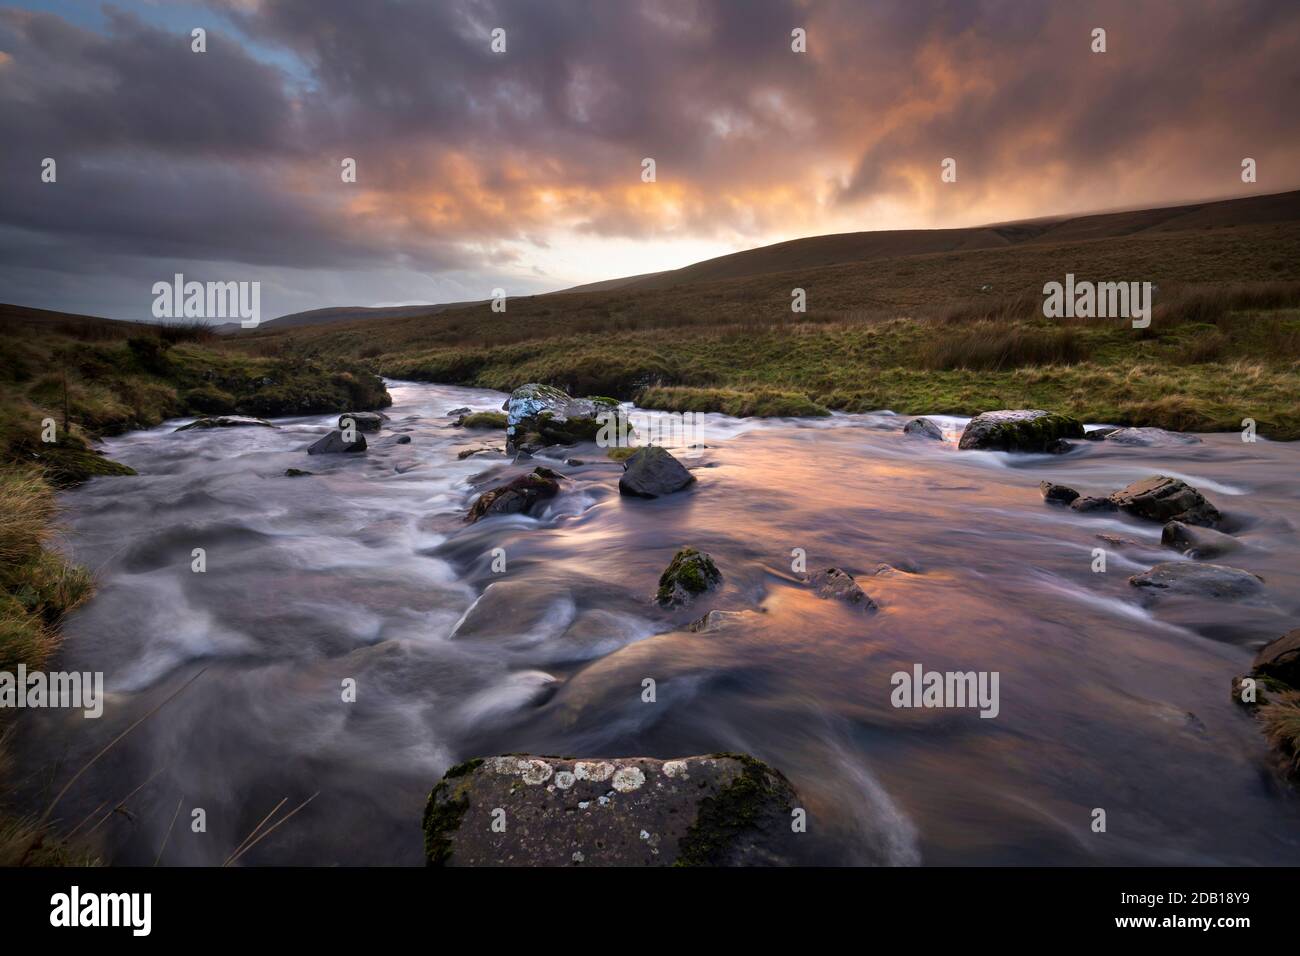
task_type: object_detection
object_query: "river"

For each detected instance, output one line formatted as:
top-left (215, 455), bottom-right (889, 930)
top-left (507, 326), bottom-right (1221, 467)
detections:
top-left (14, 380), bottom-right (1300, 865)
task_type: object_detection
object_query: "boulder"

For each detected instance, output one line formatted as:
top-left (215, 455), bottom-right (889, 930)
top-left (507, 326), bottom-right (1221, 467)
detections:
top-left (656, 547), bottom-right (721, 607)
top-left (423, 753), bottom-right (799, 866)
top-left (338, 411), bottom-right (386, 432)
top-left (806, 568), bottom-right (876, 610)
top-left (618, 446), bottom-right (695, 498)
top-left (1162, 521), bottom-right (1240, 559)
top-left (1103, 427), bottom-right (1201, 447)
top-left (466, 467), bottom-right (564, 522)
top-left (445, 407), bottom-right (472, 417)
top-left (1039, 481), bottom-right (1081, 505)
top-left (902, 417), bottom-right (944, 440)
top-left (1128, 562), bottom-right (1264, 601)
top-left (284, 468), bottom-right (313, 477)
top-left (175, 415), bottom-right (275, 432)
top-left (1109, 475), bottom-right (1221, 527)
top-left (1251, 629), bottom-right (1300, 689)
top-left (504, 383), bottom-right (625, 452)
top-left (306, 430), bottom-right (367, 454)
top-left (1070, 495), bottom-right (1117, 513)
top-left (957, 410), bottom-right (1084, 453)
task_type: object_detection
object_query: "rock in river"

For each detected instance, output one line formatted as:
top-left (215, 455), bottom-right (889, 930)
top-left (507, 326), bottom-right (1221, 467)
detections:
top-left (423, 753), bottom-right (800, 866)
top-left (1102, 427), bottom-right (1201, 447)
top-left (175, 415), bottom-right (274, 432)
top-left (656, 547), bottom-right (721, 607)
top-left (466, 466), bottom-right (564, 522)
top-left (1040, 481), bottom-right (1081, 505)
top-left (957, 410), bottom-right (1084, 453)
top-left (618, 446), bottom-right (695, 498)
top-left (807, 568), bottom-right (877, 609)
top-left (1128, 562), bottom-right (1264, 601)
top-left (338, 411), bottom-right (386, 432)
top-left (1251, 629), bottom-right (1300, 689)
top-left (306, 430), bottom-right (367, 454)
top-left (1162, 520), bottom-right (1240, 559)
top-left (903, 417), bottom-right (944, 440)
top-left (504, 383), bottom-right (625, 452)
top-left (1109, 475), bottom-right (1221, 527)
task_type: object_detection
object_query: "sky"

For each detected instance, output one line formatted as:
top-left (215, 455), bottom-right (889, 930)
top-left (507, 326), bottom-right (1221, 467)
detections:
top-left (2, 0), bottom-right (1298, 322)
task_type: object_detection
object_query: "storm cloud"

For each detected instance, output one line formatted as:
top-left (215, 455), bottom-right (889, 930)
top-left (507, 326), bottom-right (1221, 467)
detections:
top-left (2, 0), bottom-right (1298, 320)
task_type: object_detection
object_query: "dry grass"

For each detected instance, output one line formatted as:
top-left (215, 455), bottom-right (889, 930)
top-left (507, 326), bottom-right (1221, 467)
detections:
top-left (1261, 690), bottom-right (1300, 775)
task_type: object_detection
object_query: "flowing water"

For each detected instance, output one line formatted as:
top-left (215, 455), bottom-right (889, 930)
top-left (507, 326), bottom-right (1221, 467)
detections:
top-left (14, 381), bottom-right (1300, 865)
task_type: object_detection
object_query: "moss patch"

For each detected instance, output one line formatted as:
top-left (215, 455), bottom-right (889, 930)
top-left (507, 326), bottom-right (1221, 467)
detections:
top-left (421, 760), bottom-right (484, 866)
top-left (676, 754), bottom-right (791, 867)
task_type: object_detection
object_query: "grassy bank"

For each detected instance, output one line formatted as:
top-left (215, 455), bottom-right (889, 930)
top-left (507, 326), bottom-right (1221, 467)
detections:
top-left (238, 222), bottom-right (1300, 437)
top-left (0, 306), bottom-right (392, 864)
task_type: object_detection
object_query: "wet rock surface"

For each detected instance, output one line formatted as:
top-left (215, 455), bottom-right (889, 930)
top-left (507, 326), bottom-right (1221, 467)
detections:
top-left (423, 753), bottom-right (800, 866)
top-left (1070, 495), bottom-right (1117, 513)
top-left (1252, 629), bottom-right (1300, 688)
top-left (903, 417), bottom-right (944, 440)
top-left (1129, 562), bottom-right (1264, 601)
top-left (656, 547), bottom-right (722, 606)
top-left (1109, 475), bottom-right (1221, 527)
top-left (306, 429), bottom-right (367, 454)
top-left (504, 383), bottom-right (623, 452)
top-left (957, 409), bottom-right (1084, 453)
top-left (1162, 520), bottom-right (1240, 558)
top-left (466, 466), bottom-right (565, 522)
top-left (175, 415), bottom-right (275, 432)
top-left (339, 411), bottom-right (387, 432)
top-left (1102, 427), bottom-right (1201, 447)
top-left (807, 568), bottom-right (877, 609)
top-left (1040, 481), bottom-right (1081, 504)
top-left (618, 446), bottom-right (695, 498)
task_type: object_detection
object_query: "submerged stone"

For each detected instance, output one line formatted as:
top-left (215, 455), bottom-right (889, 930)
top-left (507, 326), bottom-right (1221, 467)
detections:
top-left (175, 415), bottom-right (275, 431)
top-left (1039, 481), bottom-right (1081, 504)
top-left (1128, 562), bottom-right (1264, 601)
top-left (806, 568), bottom-right (877, 609)
top-left (902, 417), bottom-right (944, 440)
top-left (466, 466), bottom-right (564, 522)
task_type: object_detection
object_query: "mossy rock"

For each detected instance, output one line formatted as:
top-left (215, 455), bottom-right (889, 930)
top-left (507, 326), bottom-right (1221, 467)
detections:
top-left (456, 411), bottom-right (507, 429)
top-left (957, 409), bottom-right (1083, 452)
top-left (656, 547), bottom-right (722, 607)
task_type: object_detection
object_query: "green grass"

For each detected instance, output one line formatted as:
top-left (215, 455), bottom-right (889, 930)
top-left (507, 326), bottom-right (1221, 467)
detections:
top-left (235, 220), bottom-right (1300, 436)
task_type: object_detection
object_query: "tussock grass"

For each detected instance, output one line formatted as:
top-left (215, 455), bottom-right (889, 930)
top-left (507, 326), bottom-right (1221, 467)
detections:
top-left (921, 323), bottom-right (1086, 371)
top-left (1261, 691), bottom-right (1300, 775)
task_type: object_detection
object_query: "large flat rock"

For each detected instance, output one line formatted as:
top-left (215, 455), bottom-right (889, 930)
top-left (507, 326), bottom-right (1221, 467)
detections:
top-left (423, 753), bottom-right (800, 866)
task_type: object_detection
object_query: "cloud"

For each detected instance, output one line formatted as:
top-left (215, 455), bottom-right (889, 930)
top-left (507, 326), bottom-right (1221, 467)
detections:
top-left (1, 0), bottom-right (1298, 320)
